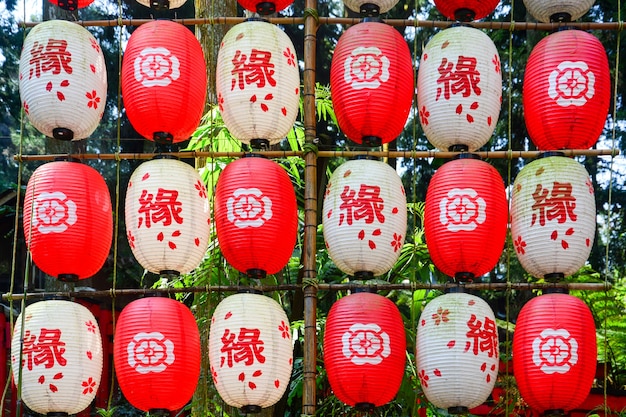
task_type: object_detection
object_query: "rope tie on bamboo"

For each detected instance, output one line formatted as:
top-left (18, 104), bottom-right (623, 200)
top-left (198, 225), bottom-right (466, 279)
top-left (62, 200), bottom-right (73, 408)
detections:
top-left (302, 277), bottom-right (319, 289)
top-left (303, 8), bottom-right (319, 25)
top-left (302, 143), bottom-right (318, 156)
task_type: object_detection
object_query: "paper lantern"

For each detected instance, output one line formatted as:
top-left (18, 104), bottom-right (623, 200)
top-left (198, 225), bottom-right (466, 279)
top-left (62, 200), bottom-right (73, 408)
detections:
top-left (511, 155), bottom-right (595, 280)
top-left (424, 156), bottom-right (507, 281)
top-left (122, 20), bottom-right (207, 144)
top-left (417, 26), bottom-right (502, 151)
top-left (237, 0), bottom-right (293, 14)
top-left (208, 292), bottom-right (293, 412)
top-left (523, 0), bottom-right (595, 22)
top-left (433, 0), bottom-right (500, 21)
top-left (11, 300), bottom-right (103, 415)
top-left (113, 297), bottom-right (201, 413)
top-left (216, 20), bottom-right (300, 149)
top-left (19, 20), bottom-right (107, 140)
top-left (416, 292), bottom-right (499, 413)
top-left (125, 158), bottom-right (210, 275)
top-left (322, 158), bottom-right (407, 278)
top-left (330, 21), bottom-right (413, 146)
top-left (523, 29), bottom-right (610, 150)
top-left (47, 0), bottom-right (94, 11)
top-left (513, 293), bottom-right (597, 414)
top-left (135, 0), bottom-right (187, 11)
top-left (342, 0), bottom-right (399, 16)
top-left (214, 156), bottom-right (298, 277)
top-left (23, 161), bottom-right (113, 281)
top-left (324, 292), bottom-right (406, 410)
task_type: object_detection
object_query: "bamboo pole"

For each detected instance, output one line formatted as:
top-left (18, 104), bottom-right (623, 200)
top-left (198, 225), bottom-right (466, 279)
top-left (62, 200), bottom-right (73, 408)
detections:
top-left (302, 0), bottom-right (319, 415)
top-left (13, 148), bottom-right (620, 162)
top-left (1, 282), bottom-right (613, 301)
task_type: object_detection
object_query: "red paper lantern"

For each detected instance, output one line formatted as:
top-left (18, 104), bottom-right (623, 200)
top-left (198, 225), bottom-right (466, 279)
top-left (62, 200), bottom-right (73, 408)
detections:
top-left (11, 300), bottom-right (103, 416)
top-left (208, 293), bottom-right (293, 412)
top-left (125, 158), bottom-right (211, 275)
top-left (47, 0), bottom-right (94, 11)
top-left (416, 292), bottom-right (499, 413)
top-left (433, 0), bottom-right (500, 21)
top-left (216, 20), bottom-right (300, 149)
top-left (122, 20), bottom-right (207, 144)
top-left (23, 161), bottom-right (112, 281)
top-left (324, 292), bottom-right (406, 410)
top-left (417, 26), bottom-right (502, 152)
top-left (330, 21), bottom-right (413, 146)
top-left (19, 20), bottom-right (107, 140)
top-left (113, 297), bottom-right (201, 413)
top-left (523, 29), bottom-right (610, 150)
top-left (322, 158), bottom-right (407, 278)
top-left (513, 293), bottom-right (597, 414)
top-left (214, 156), bottom-right (298, 277)
top-left (424, 156), bottom-right (507, 280)
top-left (237, 0), bottom-right (293, 14)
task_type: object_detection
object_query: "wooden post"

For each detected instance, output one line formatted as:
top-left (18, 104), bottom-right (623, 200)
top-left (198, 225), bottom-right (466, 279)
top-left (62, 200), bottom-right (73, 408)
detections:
top-left (302, 0), bottom-right (319, 414)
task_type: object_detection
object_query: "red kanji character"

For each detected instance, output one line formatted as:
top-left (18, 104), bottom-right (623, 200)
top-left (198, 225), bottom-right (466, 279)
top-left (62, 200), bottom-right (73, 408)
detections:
top-left (464, 314), bottom-right (498, 358)
top-left (436, 56), bottom-right (481, 101)
top-left (21, 329), bottom-right (67, 371)
top-left (338, 184), bottom-right (385, 226)
top-left (220, 328), bottom-right (266, 368)
top-left (137, 188), bottom-right (183, 229)
top-left (28, 39), bottom-right (73, 79)
top-left (231, 49), bottom-right (276, 91)
top-left (531, 182), bottom-right (577, 227)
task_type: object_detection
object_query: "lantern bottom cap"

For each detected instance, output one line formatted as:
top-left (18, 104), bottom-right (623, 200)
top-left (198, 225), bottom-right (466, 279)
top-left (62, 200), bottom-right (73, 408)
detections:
top-left (362, 135), bottom-right (382, 147)
top-left (57, 273), bottom-right (79, 282)
top-left (148, 408), bottom-right (171, 416)
top-left (250, 138), bottom-right (270, 150)
top-left (46, 413), bottom-right (69, 417)
top-left (355, 402), bottom-right (375, 412)
top-left (52, 128), bottom-right (74, 141)
top-left (454, 8), bottom-right (476, 22)
top-left (241, 405), bottom-right (262, 414)
top-left (544, 409), bottom-right (565, 417)
top-left (359, 3), bottom-right (380, 17)
top-left (448, 406), bottom-right (469, 415)
top-left (550, 12), bottom-right (572, 23)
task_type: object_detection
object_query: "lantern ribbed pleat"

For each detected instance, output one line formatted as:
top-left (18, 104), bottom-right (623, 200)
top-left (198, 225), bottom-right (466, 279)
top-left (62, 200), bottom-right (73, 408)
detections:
top-left (513, 294), bottom-right (597, 414)
top-left (214, 156), bottom-right (298, 276)
top-left (323, 292), bottom-right (406, 409)
top-left (424, 157), bottom-right (507, 279)
top-left (208, 293), bottom-right (293, 410)
top-left (216, 20), bottom-right (300, 147)
top-left (433, 0), bottom-right (500, 21)
top-left (523, 29), bottom-right (610, 150)
top-left (237, 0), bottom-right (293, 13)
top-left (342, 0), bottom-right (399, 15)
top-left (322, 159), bottom-right (407, 278)
top-left (11, 300), bottom-right (103, 415)
top-left (416, 293), bottom-right (499, 412)
top-left (125, 158), bottom-right (210, 275)
top-left (114, 297), bottom-right (201, 412)
top-left (19, 20), bottom-right (107, 141)
top-left (330, 21), bottom-right (414, 146)
top-left (523, 0), bottom-right (595, 22)
top-left (121, 20), bottom-right (207, 143)
top-left (23, 161), bottom-right (113, 281)
top-left (417, 26), bottom-right (502, 152)
top-left (511, 156), bottom-right (595, 279)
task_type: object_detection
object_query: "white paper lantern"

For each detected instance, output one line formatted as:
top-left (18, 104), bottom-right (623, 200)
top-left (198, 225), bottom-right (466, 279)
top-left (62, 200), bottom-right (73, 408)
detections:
top-left (523, 0), bottom-right (595, 22)
top-left (208, 293), bottom-right (293, 412)
top-left (125, 158), bottom-right (211, 275)
top-left (19, 20), bottom-right (107, 141)
top-left (342, 0), bottom-right (399, 15)
top-left (216, 20), bottom-right (300, 148)
top-left (511, 155), bottom-right (596, 279)
top-left (11, 300), bottom-right (103, 415)
top-left (417, 26), bottom-right (502, 152)
top-left (322, 158), bottom-right (407, 278)
top-left (416, 292), bottom-right (499, 413)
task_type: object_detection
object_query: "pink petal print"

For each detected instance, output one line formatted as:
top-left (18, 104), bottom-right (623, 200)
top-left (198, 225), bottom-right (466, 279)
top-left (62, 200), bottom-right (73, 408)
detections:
top-left (249, 382), bottom-right (257, 389)
top-left (343, 170), bottom-right (352, 178)
top-left (168, 241), bottom-right (176, 250)
top-left (423, 53), bottom-right (428, 61)
top-left (468, 299), bottom-right (475, 306)
top-left (466, 114), bottom-right (474, 123)
top-left (392, 207), bottom-right (398, 214)
top-left (565, 228), bottom-right (574, 235)
top-left (253, 370), bottom-right (262, 377)
top-left (372, 229), bottom-right (381, 236)
top-left (358, 230), bottom-right (365, 240)
top-left (238, 372), bottom-right (245, 382)
top-left (275, 379), bottom-right (280, 388)
top-left (295, 87), bottom-right (299, 95)
top-left (49, 384), bottom-right (58, 392)
top-left (236, 33), bottom-right (244, 41)
top-left (281, 107), bottom-right (287, 116)
top-left (562, 240), bottom-right (569, 249)
top-left (53, 372), bottom-right (63, 380)
top-left (327, 209), bottom-right (332, 218)
top-left (487, 116), bottom-right (492, 126)
top-left (60, 79), bottom-right (69, 87)
top-left (421, 319), bottom-right (426, 327)
top-left (433, 369), bottom-right (441, 377)
top-left (470, 101), bottom-right (478, 110)
top-left (90, 64), bottom-right (96, 73)
top-left (442, 40), bottom-right (449, 49)
top-left (456, 104), bottom-right (463, 114)
top-left (264, 93), bottom-right (273, 100)
top-left (87, 351), bottom-right (92, 359)
top-left (57, 91), bottom-right (65, 101)
top-left (260, 103), bottom-right (269, 112)
top-left (46, 82), bottom-right (53, 92)
top-left (38, 375), bottom-right (45, 384)
top-left (194, 237), bottom-right (200, 246)
top-left (142, 173), bottom-right (150, 181)
top-left (487, 374), bottom-right (491, 383)
top-left (172, 230), bottom-right (181, 237)
top-left (368, 240), bottom-right (376, 249)
top-left (225, 311), bottom-right (232, 319)
top-left (481, 362), bottom-right (487, 371)
top-left (157, 232), bottom-right (164, 241)
top-left (250, 95), bottom-right (257, 103)
top-left (586, 238), bottom-right (591, 247)
top-left (447, 340), bottom-right (455, 348)
top-left (551, 230), bottom-right (558, 241)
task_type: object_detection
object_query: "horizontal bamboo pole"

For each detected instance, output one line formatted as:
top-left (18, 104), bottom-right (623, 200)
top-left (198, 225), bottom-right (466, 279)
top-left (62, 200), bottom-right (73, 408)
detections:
top-left (17, 17), bottom-right (626, 31)
top-left (1, 281), bottom-right (613, 301)
top-left (13, 148), bottom-right (620, 162)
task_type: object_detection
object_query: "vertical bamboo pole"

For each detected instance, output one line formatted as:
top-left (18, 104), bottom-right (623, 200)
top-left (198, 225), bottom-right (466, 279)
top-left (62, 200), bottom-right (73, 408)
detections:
top-left (302, 0), bottom-right (319, 414)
